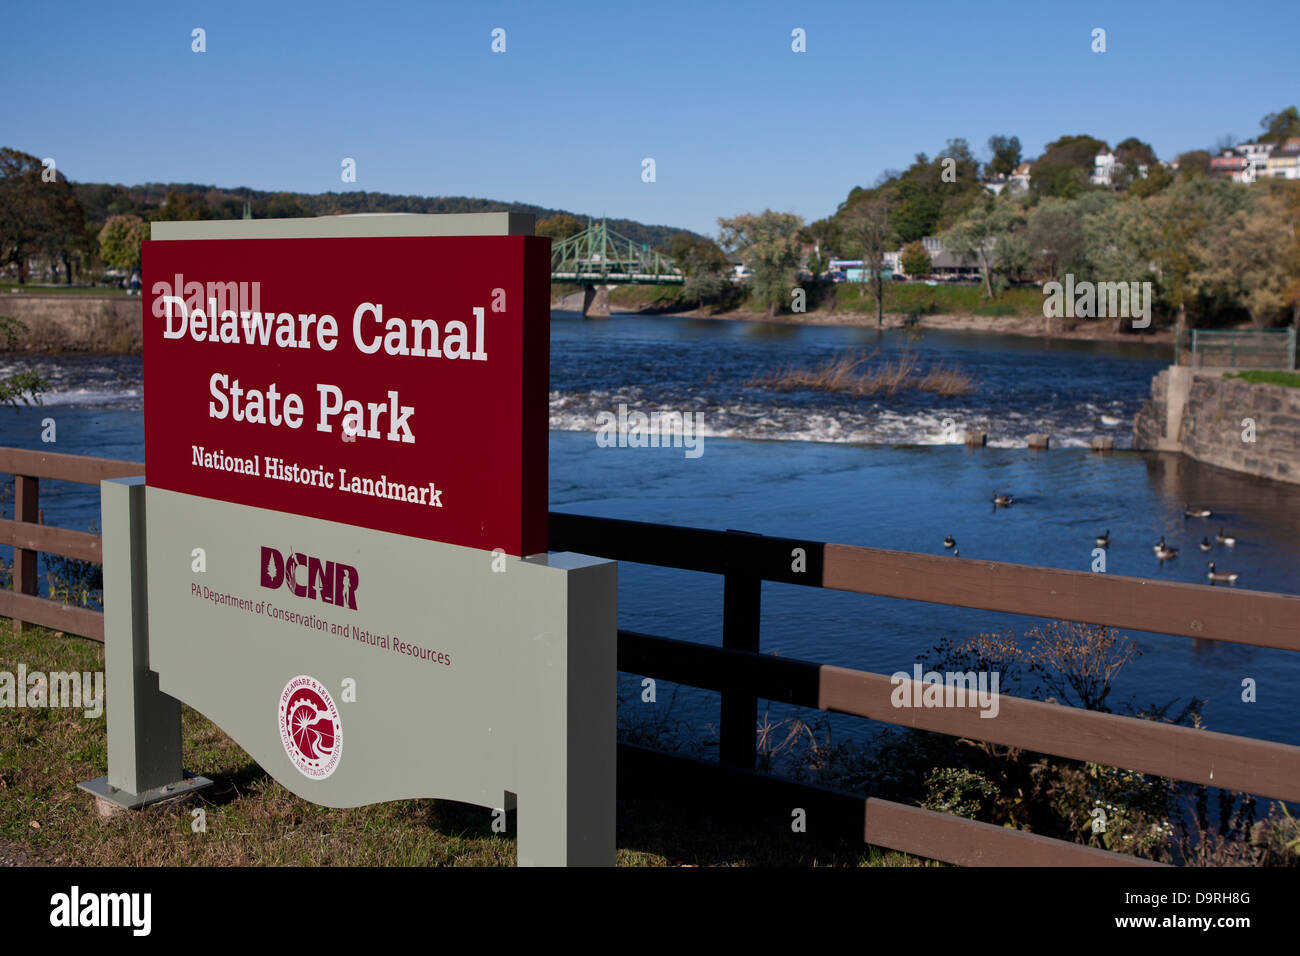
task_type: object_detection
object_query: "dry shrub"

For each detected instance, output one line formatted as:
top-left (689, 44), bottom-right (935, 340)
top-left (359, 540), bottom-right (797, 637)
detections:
top-left (745, 348), bottom-right (975, 397)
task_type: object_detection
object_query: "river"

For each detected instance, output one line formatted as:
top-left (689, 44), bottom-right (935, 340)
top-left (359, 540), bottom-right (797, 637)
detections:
top-left (1, 312), bottom-right (1297, 751)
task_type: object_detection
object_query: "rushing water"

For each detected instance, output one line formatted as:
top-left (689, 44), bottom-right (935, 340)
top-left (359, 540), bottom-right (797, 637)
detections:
top-left (1, 313), bottom-right (1297, 751)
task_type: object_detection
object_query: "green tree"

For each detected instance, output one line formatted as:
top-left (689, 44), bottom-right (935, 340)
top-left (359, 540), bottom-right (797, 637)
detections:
top-left (986, 135), bottom-right (1022, 178)
top-left (536, 213), bottom-right (583, 240)
top-left (0, 147), bottom-right (86, 284)
top-left (1031, 134), bottom-right (1108, 198)
top-left (97, 214), bottom-right (149, 272)
top-left (717, 210), bottom-right (804, 317)
top-left (943, 197), bottom-right (1026, 299)
top-left (1174, 150), bottom-right (1212, 179)
top-left (1128, 162), bottom-right (1174, 199)
top-left (1258, 106), bottom-right (1300, 145)
top-left (0, 317), bottom-right (49, 406)
top-left (900, 240), bottom-right (931, 277)
top-left (668, 232), bottom-right (731, 306)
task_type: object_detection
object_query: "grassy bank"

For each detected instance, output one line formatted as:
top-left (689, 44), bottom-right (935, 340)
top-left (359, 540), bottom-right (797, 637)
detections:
top-left (1226, 370), bottom-right (1300, 388)
top-left (2, 283), bottom-right (130, 296)
top-left (0, 621), bottom-right (918, 866)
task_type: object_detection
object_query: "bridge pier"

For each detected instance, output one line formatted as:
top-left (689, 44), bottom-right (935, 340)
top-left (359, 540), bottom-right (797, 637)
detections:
top-left (582, 285), bottom-right (611, 319)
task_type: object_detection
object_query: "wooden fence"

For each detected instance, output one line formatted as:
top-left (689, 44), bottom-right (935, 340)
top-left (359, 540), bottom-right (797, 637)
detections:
top-left (5, 446), bottom-right (1300, 866)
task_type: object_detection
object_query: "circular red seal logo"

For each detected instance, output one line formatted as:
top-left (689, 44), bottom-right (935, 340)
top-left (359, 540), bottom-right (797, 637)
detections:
top-left (278, 675), bottom-right (342, 779)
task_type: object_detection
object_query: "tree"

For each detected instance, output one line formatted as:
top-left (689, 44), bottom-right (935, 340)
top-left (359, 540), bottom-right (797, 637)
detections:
top-left (152, 189), bottom-right (210, 221)
top-left (717, 210), bottom-right (804, 317)
top-left (1258, 106), bottom-right (1300, 145)
top-left (536, 213), bottom-right (583, 240)
top-left (98, 214), bottom-right (149, 272)
top-left (1174, 150), bottom-right (1212, 179)
top-left (987, 135), bottom-right (1022, 178)
top-left (1031, 135), bottom-right (1108, 198)
top-left (841, 199), bottom-right (890, 325)
top-left (1113, 137), bottom-right (1157, 187)
top-left (1192, 181), bottom-right (1300, 328)
top-left (1027, 198), bottom-right (1089, 281)
top-left (1141, 178), bottom-right (1253, 332)
top-left (1128, 162), bottom-right (1174, 199)
top-left (900, 240), bottom-right (931, 277)
top-left (0, 147), bottom-right (85, 284)
top-left (668, 232), bottom-right (731, 307)
top-left (944, 197), bottom-right (1026, 299)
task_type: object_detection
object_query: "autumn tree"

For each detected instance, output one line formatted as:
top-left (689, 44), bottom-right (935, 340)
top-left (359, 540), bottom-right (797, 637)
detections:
top-left (152, 189), bottom-right (210, 221)
top-left (717, 210), bottom-right (804, 316)
top-left (98, 214), bottom-right (150, 272)
top-left (536, 213), bottom-right (583, 240)
top-left (900, 240), bottom-right (931, 277)
top-left (1192, 180), bottom-right (1300, 328)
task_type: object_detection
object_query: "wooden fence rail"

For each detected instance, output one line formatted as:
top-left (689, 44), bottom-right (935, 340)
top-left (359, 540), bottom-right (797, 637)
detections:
top-left (4, 450), bottom-right (1299, 866)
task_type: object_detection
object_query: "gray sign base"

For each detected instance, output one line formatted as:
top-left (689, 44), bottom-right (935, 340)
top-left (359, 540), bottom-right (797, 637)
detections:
top-left (81, 477), bottom-right (618, 866)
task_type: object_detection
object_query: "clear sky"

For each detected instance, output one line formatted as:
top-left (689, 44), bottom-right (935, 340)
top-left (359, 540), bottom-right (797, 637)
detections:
top-left (3, 0), bottom-right (1296, 236)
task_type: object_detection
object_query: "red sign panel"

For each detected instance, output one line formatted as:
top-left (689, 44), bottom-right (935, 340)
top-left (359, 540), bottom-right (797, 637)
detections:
top-left (143, 235), bottom-right (550, 556)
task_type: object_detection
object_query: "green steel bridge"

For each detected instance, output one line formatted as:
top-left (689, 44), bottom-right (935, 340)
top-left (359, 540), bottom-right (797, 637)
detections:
top-left (549, 219), bottom-right (684, 284)
top-left (549, 219), bottom-right (683, 316)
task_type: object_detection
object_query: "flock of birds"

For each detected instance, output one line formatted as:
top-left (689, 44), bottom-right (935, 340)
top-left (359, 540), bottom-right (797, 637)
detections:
top-left (940, 496), bottom-right (1243, 586)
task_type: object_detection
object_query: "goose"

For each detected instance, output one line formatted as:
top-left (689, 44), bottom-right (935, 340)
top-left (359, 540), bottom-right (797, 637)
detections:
top-left (992, 491), bottom-right (1014, 506)
top-left (1184, 503), bottom-right (1212, 519)
top-left (1199, 537), bottom-right (1212, 552)
top-left (1095, 530), bottom-right (1109, 548)
top-left (943, 535), bottom-right (956, 550)
top-left (1152, 535), bottom-right (1167, 554)
top-left (1207, 562), bottom-right (1239, 585)
top-left (1216, 528), bottom-right (1237, 547)
top-left (1155, 540), bottom-right (1178, 561)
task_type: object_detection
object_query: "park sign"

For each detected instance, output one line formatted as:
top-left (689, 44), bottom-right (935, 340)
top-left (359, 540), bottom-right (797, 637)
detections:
top-left (81, 215), bottom-right (618, 866)
top-left (142, 214), bottom-right (549, 557)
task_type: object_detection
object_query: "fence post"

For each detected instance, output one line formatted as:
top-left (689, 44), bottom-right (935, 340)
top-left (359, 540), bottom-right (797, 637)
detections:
top-left (13, 475), bottom-right (38, 635)
top-left (721, 530), bottom-right (762, 770)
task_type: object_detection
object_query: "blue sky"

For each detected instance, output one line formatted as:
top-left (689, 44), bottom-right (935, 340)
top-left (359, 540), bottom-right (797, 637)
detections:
top-left (3, 0), bottom-right (1296, 236)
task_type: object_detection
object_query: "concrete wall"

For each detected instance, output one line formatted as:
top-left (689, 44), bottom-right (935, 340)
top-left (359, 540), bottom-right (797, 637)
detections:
top-left (0, 293), bottom-right (141, 352)
top-left (1134, 367), bottom-right (1300, 484)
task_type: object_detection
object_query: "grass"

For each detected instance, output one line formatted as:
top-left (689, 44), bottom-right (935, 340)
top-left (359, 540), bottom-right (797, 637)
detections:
top-left (745, 348), bottom-right (976, 397)
top-left (1225, 369), bottom-right (1300, 388)
top-left (0, 620), bottom-right (925, 866)
top-left (1, 281), bottom-right (129, 296)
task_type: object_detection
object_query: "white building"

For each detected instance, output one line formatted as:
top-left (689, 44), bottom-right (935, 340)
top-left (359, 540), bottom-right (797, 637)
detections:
top-left (1235, 141), bottom-right (1274, 179)
top-left (1091, 151), bottom-right (1117, 186)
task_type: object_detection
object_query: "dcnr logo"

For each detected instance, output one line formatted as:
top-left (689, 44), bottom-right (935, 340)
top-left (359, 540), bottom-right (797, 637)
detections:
top-left (261, 547), bottom-right (359, 609)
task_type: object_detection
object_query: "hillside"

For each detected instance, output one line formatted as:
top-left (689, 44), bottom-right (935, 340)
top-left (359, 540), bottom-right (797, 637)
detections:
top-left (71, 181), bottom-right (701, 249)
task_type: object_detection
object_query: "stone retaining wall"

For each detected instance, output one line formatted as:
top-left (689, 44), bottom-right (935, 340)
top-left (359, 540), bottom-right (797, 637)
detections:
top-left (1134, 367), bottom-right (1300, 484)
top-left (0, 294), bottom-right (141, 352)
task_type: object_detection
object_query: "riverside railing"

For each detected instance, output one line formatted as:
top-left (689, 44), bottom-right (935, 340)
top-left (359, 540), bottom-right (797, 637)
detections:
top-left (1177, 328), bottom-right (1297, 370)
top-left (5, 446), bottom-right (1300, 866)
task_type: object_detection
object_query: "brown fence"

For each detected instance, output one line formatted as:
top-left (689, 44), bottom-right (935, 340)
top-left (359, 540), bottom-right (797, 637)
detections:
top-left (5, 448), bottom-right (1300, 866)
